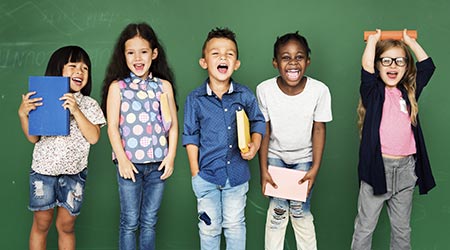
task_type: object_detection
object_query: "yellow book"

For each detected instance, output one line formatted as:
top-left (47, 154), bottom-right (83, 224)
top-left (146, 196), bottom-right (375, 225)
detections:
top-left (160, 92), bottom-right (172, 131)
top-left (236, 109), bottom-right (251, 153)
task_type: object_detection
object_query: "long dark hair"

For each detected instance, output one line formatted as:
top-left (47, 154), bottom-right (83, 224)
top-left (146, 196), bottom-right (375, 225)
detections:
top-left (45, 45), bottom-right (92, 96)
top-left (100, 22), bottom-right (176, 116)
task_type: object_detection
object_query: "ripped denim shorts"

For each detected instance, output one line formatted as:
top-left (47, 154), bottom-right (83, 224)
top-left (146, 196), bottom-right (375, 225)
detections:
top-left (28, 168), bottom-right (88, 216)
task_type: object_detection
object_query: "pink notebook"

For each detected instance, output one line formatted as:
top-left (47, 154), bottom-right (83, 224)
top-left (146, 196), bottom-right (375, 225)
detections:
top-left (264, 165), bottom-right (309, 202)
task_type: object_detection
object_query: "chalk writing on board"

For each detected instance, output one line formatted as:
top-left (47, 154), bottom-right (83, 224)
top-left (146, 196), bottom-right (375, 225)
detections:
top-left (0, 47), bottom-right (111, 69)
top-left (2, 1), bottom-right (118, 35)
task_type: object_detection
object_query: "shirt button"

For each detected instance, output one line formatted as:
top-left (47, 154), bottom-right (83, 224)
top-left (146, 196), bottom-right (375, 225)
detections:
top-left (224, 108), bottom-right (228, 112)
top-left (228, 126), bottom-right (231, 130)
top-left (227, 161), bottom-right (230, 164)
top-left (229, 145), bottom-right (232, 148)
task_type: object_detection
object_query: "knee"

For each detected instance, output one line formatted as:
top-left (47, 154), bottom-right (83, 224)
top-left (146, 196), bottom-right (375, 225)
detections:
top-left (55, 212), bottom-right (76, 235)
top-left (267, 207), bottom-right (288, 229)
top-left (56, 218), bottom-right (75, 235)
top-left (198, 212), bottom-right (221, 236)
top-left (33, 217), bottom-right (52, 234)
top-left (290, 203), bottom-right (305, 219)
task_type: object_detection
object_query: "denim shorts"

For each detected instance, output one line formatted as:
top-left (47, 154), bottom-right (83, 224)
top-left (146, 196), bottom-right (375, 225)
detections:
top-left (28, 168), bottom-right (88, 216)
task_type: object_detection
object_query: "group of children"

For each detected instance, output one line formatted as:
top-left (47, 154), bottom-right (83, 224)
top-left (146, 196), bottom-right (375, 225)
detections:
top-left (18, 22), bottom-right (435, 250)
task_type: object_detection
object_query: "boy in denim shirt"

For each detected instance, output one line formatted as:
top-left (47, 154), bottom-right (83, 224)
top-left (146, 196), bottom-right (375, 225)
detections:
top-left (183, 27), bottom-right (266, 250)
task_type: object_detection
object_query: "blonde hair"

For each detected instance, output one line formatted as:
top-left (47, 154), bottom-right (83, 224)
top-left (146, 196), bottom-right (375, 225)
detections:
top-left (357, 39), bottom-right (418, 134)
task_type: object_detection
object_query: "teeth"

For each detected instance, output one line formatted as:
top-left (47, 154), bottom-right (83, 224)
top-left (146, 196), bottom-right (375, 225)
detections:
top-left (72, 77), bottom-right (82, 82)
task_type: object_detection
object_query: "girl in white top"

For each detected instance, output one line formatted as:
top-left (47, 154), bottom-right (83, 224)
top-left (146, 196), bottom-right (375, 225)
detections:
top-left (257, 32), bottom-right (332, 250)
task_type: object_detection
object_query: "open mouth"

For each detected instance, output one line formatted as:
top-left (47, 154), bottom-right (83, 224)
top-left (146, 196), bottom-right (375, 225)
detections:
top-left (286, 69), bottom-right (300, 81)
top-left (134, 63), bottom-right (145, 71)
top-left (217, 64), bottom-right (228, 74)
top-left (387, 71), bottom-right (398, 79)
top-left (72, 77), bottom-right (83, 85)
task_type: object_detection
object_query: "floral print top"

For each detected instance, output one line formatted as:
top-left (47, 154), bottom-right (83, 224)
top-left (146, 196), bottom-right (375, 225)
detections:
top-left (31, 92), bottom-right (106, 175)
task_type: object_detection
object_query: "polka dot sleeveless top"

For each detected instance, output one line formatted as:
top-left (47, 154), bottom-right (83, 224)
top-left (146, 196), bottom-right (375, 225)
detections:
top-left (116, 73), bottom-right (168, 163)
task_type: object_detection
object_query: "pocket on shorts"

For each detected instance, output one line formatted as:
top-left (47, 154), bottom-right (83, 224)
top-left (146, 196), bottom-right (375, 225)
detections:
top-left (77, 168), bottom-right (88, 183)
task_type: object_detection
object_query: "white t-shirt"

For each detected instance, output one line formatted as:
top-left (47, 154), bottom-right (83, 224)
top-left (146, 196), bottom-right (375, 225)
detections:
top-left (256, 76), bottom-right (332, 164)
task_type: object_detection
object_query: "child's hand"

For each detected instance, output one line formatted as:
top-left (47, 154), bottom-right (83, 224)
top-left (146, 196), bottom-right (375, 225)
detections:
top-left (159, 155), bottom-right (175, 180)
top-left (402, 29), bottom-right (416, 46)
top-left (60, 93), bottom-right (80, 115)
top-left (261, 171), bottom-right (276, 196)
top-left (118, 159), bottom-right (139, 182)
top-left (367, 29), bottom-right (381, 43)
top-left (299, 167), bottom-right (319, 194)
top-left (241, 142), bottom-right (258, 160)
top-left (18, 92), bottom-right (42, 117)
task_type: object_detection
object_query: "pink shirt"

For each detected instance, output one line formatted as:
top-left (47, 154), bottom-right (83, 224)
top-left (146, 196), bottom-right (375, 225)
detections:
top-left (379, 87), bottom-right (416, 156)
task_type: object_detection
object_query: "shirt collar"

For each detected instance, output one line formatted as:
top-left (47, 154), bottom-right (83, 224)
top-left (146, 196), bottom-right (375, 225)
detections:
top-left (73, 92), bottom-right (84, 105)
top-left (126, 72), bottom-right (158, 89)
top-left (205, 78), bottom-right (235, 96)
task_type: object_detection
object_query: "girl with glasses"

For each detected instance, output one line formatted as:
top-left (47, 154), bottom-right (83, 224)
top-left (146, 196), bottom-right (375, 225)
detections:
top-left (352, 29), bottom-right (436, 250)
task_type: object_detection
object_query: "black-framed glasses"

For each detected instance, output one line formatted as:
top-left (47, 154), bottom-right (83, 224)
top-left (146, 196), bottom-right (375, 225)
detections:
top-left (378, 57), bottom-right (408, 67)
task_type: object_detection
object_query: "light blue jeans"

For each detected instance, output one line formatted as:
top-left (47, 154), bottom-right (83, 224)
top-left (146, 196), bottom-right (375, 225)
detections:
top-left (117, 162), bottom-right (165, 250)
top-left (192, 175), bottom-right (249, 250)
top-left (265, 158), bottom-right (317, 250)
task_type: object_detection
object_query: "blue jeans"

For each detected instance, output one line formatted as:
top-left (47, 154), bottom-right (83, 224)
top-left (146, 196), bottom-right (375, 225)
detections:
top-left (117, 162), bottom-right (165, 250)
top-left (192, 175), bottom-right (248, 250)
top-left (265, 158), bottom-right (317, 250)
top-left (28, 168), bottom-right (88, 216)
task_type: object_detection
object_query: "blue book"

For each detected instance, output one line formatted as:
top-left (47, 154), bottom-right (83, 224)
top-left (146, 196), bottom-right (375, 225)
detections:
top-left (28, 76), bottom-right (70, 136)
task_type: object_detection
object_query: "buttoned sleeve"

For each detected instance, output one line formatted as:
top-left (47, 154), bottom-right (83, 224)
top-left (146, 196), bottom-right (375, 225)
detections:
top-left (243, 87), bottom-right (266, 137)
top-left (182, 92), bottom-right (200, 146)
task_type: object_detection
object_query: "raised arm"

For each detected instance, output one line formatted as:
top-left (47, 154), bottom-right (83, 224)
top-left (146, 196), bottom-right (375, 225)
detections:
top-left (402, 29), bottom-right (429, 62)
top-left (362, 29), bottom-right (381, 73)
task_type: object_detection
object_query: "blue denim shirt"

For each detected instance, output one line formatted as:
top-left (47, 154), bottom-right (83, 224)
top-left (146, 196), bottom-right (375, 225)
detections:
top-left (183, 79), bottom-right (266, 187)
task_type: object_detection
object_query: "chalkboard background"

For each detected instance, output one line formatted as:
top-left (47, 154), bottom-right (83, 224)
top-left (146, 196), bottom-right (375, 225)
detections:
top-left (1, 0), bottom-right (449, 249)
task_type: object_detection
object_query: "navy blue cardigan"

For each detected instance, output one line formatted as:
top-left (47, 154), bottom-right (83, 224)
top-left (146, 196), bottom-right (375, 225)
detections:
top-left (358, 57), bottom-right (436, 195)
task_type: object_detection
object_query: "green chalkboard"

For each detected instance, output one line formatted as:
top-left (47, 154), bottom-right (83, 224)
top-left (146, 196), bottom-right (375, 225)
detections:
top-left (1, 0), bottom-right (449, 249)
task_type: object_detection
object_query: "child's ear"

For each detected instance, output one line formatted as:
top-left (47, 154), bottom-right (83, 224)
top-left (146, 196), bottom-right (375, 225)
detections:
top-left (234, 59), bottom-right (241, 70)
top-left (152, 48), bottom-right (158, 60)
top-left (272, 58), bottom-right (278, 69)
top-left (199, 58), bottom-right (208, 69)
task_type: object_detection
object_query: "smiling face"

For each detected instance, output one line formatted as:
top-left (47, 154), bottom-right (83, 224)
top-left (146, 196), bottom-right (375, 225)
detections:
top-left (199, 38), bottom-right (240, 84)
top-left (376, 46), bottom-right (407, 88)
top-left (62, 61), bottom-right (89, 93)
top-left (273, 39), bottom-right (310, 88)
top-left (125, 36), bottom-right (158, 79)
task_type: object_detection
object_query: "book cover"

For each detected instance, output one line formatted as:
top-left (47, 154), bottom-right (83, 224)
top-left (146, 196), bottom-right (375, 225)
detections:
top-left (363, 30), bottom-right (417, 41)
top-left (28, 76), bottom-right (70, 136)
top-left (264, 165), bottom-right (309, 202)
top-left (160, 92), bottom-right (172, 131)
top-left (236, 109), bottom-right (250, 153)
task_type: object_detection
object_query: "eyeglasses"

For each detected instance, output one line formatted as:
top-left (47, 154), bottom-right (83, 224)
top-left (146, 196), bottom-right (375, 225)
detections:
top-left (378, 57), bottom-right (408, 67)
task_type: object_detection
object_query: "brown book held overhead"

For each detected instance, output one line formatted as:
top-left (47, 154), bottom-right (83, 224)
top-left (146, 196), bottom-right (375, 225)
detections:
top-left (236, 109), bottom-right (251, 153)
top-left (160, 92), bottom-right (172, 131)
top-left (363, 30), bottom-right (417, 41)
